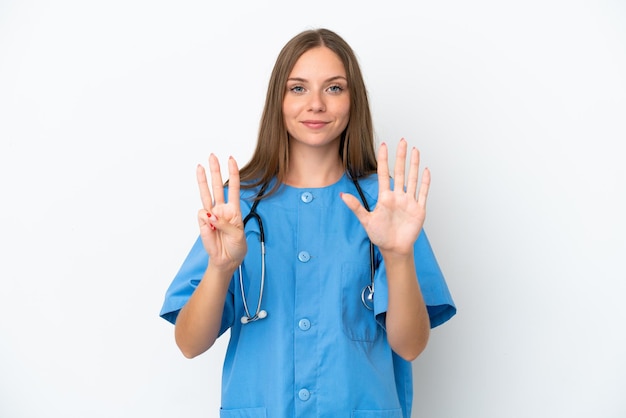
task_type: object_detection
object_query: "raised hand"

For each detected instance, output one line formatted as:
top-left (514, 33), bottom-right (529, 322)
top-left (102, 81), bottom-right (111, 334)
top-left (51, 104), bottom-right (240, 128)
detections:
top-left (196, 154), bottom-right (247, 271)
top-left (341, 138), bottom-right (430, 257)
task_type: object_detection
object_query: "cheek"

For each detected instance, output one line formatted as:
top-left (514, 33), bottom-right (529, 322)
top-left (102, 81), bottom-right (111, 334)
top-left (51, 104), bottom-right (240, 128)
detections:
top-left (282, 101), bottom-right (298, 133)
top-left (336, 94), bottom-right (350, 114)
top-left (337, 101), bottom-right (351, 125)
top-left (282, 97), bottom-right (298, 118)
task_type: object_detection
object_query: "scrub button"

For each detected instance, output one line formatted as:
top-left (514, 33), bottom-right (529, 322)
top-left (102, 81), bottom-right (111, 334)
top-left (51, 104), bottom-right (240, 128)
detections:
top-left (298, 251), bottom-right (311, 263)
top-left (301, 192), bottom-right (313, 203)
top-left (298, 318), bottom-right (311, 331)
top-left (298, 388), bottom-right (311, 401)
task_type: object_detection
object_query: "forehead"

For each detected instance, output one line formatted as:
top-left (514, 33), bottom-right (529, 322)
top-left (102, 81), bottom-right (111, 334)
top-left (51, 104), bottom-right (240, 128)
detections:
top-left (289, 46), bottom-right (346, 78)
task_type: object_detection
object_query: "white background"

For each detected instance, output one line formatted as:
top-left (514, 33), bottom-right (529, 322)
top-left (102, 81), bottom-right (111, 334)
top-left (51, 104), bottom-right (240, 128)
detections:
top-left (1, 0), bottom-right (625, 417)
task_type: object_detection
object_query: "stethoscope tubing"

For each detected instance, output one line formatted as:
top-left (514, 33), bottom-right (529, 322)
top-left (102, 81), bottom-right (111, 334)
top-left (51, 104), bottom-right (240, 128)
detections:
top-left (239, 183), bottom-right (269, 324)
top-left (238, 177), bottom-right (375, 324)
top-left (238, 213), bottom-right (266, 323)
top-left (351, 176), bottom-right (375, 311)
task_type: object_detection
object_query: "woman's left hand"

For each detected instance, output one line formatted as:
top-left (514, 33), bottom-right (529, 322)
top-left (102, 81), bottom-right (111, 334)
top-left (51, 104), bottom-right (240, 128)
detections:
top-left (341, 138), bottom-right (430, 257)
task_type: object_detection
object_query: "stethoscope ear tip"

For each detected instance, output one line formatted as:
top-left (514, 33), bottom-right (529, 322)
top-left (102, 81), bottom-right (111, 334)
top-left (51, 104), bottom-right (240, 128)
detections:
top-left (241, 310), bottom-right (268, 324)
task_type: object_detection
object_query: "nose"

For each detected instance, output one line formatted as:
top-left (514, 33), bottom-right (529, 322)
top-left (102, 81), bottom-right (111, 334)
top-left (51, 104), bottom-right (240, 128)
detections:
top-left (308, 90), bottom-right (326, 112)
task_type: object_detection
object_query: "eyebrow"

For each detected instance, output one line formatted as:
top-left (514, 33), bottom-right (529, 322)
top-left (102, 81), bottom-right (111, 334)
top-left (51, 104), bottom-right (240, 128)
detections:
top-left (287, 75), bottom-right (348, 83)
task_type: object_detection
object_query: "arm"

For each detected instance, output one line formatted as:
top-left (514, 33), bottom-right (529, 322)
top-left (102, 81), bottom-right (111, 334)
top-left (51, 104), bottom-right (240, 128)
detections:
top-left (175, 263), bottom-right (235, 358)
top-left (341, 139), bottom-right (430, 361)
top-left (175, 155), bottom-right (247, 358)
top-left (380, 251), bottom-right (430, 361)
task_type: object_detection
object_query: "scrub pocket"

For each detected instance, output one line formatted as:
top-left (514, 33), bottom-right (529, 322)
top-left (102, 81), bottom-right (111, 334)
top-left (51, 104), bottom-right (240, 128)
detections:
top-left (220, 407), bottom-right (266, 418)
top-left (352, 409), bottom-right (403, 418)
top-left (341, 263), bottom-right (380, 342)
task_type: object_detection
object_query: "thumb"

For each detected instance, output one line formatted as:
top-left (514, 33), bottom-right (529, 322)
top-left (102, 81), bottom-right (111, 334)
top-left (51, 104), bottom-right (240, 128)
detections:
top-left (209, 213), bottom-right (243, 237)
top-left (340, 192), bottom-right (369, 224)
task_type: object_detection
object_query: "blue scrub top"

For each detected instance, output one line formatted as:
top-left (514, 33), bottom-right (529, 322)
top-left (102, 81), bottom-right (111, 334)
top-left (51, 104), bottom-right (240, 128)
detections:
top-left (160, 173), bottom-right (456, 418)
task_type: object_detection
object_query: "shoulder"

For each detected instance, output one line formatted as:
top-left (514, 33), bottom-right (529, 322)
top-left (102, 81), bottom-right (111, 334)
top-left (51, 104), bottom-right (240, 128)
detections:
top-left (228, 179), bottom-right (277, 209)
top-left (224, 180), bottom-right (266, 198)
top-left (355, 173), bottom-right (378, 194)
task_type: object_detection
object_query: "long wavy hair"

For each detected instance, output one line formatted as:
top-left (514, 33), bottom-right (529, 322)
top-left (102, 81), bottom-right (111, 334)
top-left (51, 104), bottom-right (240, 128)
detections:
top-left (238, 28), bottom-right (377, 198)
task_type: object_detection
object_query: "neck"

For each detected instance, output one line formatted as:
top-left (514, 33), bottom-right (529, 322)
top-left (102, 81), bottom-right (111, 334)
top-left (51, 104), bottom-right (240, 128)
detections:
top-left (284, 146), bottom-right (344, 188)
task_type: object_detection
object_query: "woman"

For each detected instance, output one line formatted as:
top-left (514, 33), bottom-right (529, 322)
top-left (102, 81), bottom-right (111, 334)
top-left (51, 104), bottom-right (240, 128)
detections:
top-left (160, 28), bottom-right (455, 418)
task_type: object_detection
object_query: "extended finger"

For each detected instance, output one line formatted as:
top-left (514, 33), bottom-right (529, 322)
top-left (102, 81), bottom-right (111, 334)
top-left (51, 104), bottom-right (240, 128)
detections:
top-left (209, 154), bottom-right (226, 204)
top-left (406, 147), bottom-right (420, 198)
top-left (417, 167), bottom-right (431, 209)
top-left (377, 143), bottom-right (390, 193)
top-left (394, 138), bottom-right (407, 193)
top-left (196, 164), bottom-right (213, 211)
top-left (227, 156), bottom-right (241, 211)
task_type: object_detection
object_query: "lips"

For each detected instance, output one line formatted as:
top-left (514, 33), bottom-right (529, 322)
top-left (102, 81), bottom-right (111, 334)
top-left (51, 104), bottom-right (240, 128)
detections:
top-left (301, 120), bottom-right (328, 129)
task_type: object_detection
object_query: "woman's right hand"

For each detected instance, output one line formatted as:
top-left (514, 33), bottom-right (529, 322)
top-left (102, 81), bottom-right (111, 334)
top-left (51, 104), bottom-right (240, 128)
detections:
top-left (196, 154), bottom-right (247, 272)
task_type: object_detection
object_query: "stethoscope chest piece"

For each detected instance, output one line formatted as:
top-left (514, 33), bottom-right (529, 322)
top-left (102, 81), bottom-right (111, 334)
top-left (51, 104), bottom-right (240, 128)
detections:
top-left (361, 284), bottom-right (374, 311)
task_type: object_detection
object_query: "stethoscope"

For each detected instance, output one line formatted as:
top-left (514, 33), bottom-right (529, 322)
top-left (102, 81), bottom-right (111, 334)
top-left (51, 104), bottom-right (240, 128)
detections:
top-left (238, 177), bottom-right (375, 325)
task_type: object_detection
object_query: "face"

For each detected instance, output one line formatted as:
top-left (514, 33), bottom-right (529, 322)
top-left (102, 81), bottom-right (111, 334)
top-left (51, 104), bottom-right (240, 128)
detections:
top-left (282, 46), bottom-right (350, 152)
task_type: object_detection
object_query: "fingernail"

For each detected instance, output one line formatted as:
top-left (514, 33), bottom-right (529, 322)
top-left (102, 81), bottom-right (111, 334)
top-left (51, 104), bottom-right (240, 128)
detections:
top-left (209, 224), bottom-right (216, 231)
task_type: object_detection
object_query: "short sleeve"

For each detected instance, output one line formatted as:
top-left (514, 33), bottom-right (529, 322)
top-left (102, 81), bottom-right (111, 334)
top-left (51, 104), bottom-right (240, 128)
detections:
top-left (373, 229), bottom-right (456, 329)
top-left (159, 236), bottom-right (235, 335)
top-left (412, 229), bottom-right (456, 327)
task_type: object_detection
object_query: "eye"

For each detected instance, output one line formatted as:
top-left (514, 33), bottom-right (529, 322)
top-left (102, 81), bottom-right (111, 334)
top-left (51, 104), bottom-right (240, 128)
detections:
top-left (289, 85), bottom-right (306, 94)
top-left (327, 84), bottom-right (344, 94)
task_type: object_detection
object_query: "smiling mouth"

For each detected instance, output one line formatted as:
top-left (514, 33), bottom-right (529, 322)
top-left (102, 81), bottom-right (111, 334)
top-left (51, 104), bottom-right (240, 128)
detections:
top-left (301, 121), bottom-right (328, 129)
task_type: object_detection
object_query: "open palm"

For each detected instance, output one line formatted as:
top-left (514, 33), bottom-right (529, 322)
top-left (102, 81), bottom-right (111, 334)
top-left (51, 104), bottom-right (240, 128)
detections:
top-left (341, 139), bottom-right (430, 257)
